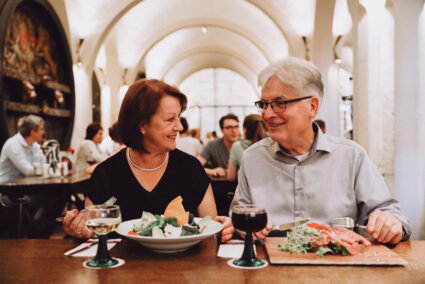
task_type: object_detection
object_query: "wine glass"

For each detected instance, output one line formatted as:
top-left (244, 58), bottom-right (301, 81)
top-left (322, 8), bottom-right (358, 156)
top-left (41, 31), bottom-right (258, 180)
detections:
top-left (231, 205), bottom-right (268, 268)
top-left (84, 205), bottom-right (122, 268)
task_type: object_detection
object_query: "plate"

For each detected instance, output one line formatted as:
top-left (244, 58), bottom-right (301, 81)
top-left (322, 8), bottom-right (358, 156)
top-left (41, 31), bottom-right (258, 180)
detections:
top-left (116, 217), bottom-right (223, 253)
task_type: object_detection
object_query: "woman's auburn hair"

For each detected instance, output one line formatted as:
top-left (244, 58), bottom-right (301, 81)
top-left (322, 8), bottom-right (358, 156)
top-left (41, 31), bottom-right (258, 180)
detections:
top-left (117, 79), bottom-right (187, 153)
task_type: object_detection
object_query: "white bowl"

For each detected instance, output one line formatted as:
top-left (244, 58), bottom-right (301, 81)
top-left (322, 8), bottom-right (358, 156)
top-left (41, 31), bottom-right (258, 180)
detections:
top-left (116, 218), bottom-right (223, 253)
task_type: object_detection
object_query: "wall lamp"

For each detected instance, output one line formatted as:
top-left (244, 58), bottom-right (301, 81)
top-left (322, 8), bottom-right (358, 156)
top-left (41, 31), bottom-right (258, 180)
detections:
top-left (333, 35), bottom-right (343, 64)
top-left (302, 36), bottom-right (310, 61)
top-left (76, 38), bottom-right (84, 67)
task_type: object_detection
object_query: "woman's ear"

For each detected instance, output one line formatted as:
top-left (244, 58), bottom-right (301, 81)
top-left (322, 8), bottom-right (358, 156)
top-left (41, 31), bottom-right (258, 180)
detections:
top-left (139, 125), bottom-right (146, 135)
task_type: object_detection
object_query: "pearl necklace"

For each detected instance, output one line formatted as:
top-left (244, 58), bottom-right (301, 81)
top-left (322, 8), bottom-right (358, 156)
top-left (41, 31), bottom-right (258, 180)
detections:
top-left (127, 148), bottom-right (168, 172)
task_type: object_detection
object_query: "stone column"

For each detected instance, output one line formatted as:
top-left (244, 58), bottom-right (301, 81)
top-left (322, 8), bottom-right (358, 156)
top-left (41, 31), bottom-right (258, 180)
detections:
top-left (392, 0), bottom-right (424, 239)
top-left (348, 0), bottom-right (395, 193)
top-left (312, 0), bottom-right (340, 137)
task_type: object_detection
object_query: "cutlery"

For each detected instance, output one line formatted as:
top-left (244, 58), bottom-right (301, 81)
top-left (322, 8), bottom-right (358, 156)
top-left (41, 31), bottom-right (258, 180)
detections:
top-left (331, 217), bottom-right (367, 229)
top-left (275, 218), bottom-right (310, 231)
top-left (64, 241), bottom-right (98, 256)
top-left (65, 240), bottom-right (120, 256)
top-left (56, 196), bottom-right (117, 222)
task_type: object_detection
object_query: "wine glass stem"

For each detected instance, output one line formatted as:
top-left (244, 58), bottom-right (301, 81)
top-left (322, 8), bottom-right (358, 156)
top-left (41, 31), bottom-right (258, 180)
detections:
top-left (93, 234), bottom-right (112, 263)
top-left (241, 232), bottom-right (256, 262)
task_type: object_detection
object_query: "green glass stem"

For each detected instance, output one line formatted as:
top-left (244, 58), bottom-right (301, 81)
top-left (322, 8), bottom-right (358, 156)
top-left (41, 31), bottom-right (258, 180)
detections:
top-left (233, 232), bottom-right (265, 267)
top-left (86, 234), bottom-right (118, 268)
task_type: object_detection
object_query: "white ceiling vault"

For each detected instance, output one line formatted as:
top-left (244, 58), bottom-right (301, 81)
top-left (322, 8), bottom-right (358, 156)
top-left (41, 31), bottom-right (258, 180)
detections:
top-left (57, 0), bottom-right (353, 88)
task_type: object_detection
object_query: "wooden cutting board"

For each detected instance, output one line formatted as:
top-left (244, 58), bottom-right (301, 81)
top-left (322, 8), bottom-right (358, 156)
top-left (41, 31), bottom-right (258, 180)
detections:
top-left (265, 238), bottom-right (407, 266)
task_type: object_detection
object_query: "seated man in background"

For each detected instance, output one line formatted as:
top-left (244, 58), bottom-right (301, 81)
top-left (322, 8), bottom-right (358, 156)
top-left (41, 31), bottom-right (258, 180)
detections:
top-left (176, 117), bottom-right (203, 156)
top-left (197, 113), bottom-right (240, 177)
top-left (231, 57), bottom-right (410, 244)
top-left (0, 115), bottom-right (64, 237)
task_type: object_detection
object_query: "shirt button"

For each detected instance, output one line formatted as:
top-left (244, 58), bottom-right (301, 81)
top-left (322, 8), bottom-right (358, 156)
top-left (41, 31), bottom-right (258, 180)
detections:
top-left (295, 211), bottom-right (301, 216)
top-left (296, 187), bottom-right (302, 191)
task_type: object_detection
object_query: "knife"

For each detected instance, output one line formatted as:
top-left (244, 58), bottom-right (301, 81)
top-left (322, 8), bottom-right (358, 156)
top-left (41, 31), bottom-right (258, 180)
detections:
top-left (276, 218), bottom-right (310, 231)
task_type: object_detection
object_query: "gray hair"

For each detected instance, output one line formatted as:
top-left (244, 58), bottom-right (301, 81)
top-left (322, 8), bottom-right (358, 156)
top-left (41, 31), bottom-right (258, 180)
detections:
top-left (258, 56), bottom-right (324, 103)
top-left (18, 115), bottom-right (44, 137)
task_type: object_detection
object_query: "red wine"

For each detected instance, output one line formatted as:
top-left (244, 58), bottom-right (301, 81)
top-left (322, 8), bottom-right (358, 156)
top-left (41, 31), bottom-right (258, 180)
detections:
top-left (232, 208), bottom-right (267, 233)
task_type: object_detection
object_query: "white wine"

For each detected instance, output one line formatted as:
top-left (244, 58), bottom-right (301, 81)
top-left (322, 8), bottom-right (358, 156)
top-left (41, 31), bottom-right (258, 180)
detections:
top-left (85, 218), bottom-right (121, 235)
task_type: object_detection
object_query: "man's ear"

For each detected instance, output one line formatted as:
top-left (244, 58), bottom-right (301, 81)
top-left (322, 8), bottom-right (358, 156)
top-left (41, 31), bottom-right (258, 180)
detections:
top-left (309, 96), bottom-right (320, 117)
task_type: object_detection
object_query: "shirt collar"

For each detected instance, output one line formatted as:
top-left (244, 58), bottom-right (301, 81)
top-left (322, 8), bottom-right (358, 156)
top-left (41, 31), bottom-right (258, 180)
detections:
top-left (268, 122), bottom-right (332, 163)
top-left (17, 132), bottom-right (30, 148)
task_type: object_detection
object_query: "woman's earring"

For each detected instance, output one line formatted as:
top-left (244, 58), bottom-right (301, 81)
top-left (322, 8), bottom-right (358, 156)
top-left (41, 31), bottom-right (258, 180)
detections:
top-left (142, 130), bottom-right (146, 134)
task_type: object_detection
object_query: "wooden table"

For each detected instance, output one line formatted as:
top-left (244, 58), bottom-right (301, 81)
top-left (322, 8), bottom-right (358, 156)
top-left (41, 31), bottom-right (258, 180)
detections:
top-left (0, 172), bottom-right (90, 237)
top-left (0, 238), bottom-right (424, 283)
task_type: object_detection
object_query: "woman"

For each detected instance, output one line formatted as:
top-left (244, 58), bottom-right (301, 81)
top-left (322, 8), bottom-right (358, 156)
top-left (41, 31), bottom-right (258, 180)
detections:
top-left (74, 122), bottom-right (108, 173)
top-left (227, 114), bottom-right (267, 181)
top-left (63, 79), bottom-right (234, 241)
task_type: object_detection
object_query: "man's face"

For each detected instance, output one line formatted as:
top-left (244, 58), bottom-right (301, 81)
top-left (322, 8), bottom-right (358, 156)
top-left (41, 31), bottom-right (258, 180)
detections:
top-left (260, 76), bottom-right (317, 147)
top-left (32, 124), bottom-right (45, 144)
top-left (221, 118), bottom-right (240, 143)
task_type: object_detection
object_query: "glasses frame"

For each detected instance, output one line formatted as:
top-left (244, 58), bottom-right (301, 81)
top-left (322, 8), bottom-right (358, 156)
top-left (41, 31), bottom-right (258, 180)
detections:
top-left (222, 125), bottom-right (240, 130)
top-left (254, 96), bottom-right (313, 113)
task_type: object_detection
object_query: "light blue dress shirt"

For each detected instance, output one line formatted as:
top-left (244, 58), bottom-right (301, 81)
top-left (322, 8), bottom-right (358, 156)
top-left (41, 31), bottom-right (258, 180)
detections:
top-left (0, 133), bottom-right (45, 183)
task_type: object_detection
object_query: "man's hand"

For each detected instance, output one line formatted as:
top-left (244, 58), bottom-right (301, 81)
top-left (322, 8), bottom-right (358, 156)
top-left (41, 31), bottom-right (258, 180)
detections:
top-left (237, 220), bottom-right (273, 240)
top-left (205, 167), bottom-right (227, 178)
top-left (367, 210), bottom-right (403, 244)
top-left (253, 220), bottom-right (273, 240)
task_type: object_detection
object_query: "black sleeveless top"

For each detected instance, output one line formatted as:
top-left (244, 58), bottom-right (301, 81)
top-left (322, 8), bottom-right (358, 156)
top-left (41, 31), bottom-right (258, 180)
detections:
top-left (87, 148), bottom-right (210, 221)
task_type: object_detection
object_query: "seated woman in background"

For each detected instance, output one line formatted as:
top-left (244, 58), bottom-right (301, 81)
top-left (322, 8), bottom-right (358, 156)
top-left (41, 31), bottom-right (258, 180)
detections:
top-left (227, 114), bottom-right (267, 181)
top-left (74, 122), bottom-right (108, 174)
top-left (63, 79), bottom-right (234, 242)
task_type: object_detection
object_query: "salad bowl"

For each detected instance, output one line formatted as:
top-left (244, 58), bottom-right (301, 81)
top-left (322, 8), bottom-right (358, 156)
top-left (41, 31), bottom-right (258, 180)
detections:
top-left (116, 217), bottom-right (223, 253)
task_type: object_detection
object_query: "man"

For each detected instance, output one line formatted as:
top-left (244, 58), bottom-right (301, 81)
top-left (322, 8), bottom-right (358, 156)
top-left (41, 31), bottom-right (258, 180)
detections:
top-left (176, 117), bottom-right (203, 156)
top-left (0, 115), bottom-right (64, 237)
top-left (231, 57), bottom-right (410, 244)
top-left (0, 115), bottom-right (45, 184)
top-left (198, 113), bottom-right (240, 177)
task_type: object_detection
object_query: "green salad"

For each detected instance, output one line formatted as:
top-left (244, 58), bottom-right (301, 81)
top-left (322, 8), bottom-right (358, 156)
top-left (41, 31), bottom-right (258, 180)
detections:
top-left (129, 211), bottom-right (212, 238)
top-left (278, 226), bottom-right (349, 257)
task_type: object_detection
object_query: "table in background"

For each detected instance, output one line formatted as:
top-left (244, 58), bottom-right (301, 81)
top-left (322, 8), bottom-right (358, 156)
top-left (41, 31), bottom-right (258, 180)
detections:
top-left (0, 171), bottom-right (90, 237)
top-left (0, 239), bottom-right (424, 283)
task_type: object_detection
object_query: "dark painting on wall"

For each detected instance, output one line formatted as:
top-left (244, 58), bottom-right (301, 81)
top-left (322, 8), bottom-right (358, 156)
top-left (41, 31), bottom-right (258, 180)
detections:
top-left (0, 0), bottom-right (75, 149)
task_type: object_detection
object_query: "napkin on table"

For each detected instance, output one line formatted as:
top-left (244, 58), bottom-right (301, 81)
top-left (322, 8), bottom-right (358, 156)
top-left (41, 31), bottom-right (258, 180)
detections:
top-left (64, 238), bottom-right (122, 257)
top-left (217, 239), bottom-right (256, 258)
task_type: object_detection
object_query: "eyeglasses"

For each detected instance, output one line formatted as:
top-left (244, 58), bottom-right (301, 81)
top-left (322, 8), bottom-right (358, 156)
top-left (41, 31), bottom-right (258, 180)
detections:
top-left (254, 96), bottom-right (313, 113)
top-left (222, 125), bottom-right (239, 130)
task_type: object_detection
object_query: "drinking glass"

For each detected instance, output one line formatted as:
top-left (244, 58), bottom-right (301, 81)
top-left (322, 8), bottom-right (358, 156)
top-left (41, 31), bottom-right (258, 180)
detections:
top-left (84, 205), bottom-right (121, 268)
top-left (231, 205), bottom-right (268, 268)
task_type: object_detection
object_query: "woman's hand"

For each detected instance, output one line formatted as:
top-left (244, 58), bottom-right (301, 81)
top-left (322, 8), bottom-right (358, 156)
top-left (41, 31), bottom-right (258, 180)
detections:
top-left (215, 216), bottom-right (234, 243)
top-left (62, 209), bottom-right (92, 239)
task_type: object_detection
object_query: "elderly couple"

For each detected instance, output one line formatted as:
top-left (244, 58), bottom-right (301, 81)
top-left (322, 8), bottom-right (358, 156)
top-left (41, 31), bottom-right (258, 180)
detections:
top-left (64, 57), bottom-right (410, 245)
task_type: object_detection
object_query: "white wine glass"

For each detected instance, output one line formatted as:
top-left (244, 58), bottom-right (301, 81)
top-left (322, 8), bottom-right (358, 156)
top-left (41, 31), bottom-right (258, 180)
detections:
top-left (84, 204), bottom-right (121, 268)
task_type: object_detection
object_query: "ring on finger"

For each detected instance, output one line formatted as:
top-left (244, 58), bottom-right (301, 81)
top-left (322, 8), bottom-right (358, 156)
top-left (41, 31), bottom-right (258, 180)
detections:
top-left (74, 229), bottom-right (82, 234)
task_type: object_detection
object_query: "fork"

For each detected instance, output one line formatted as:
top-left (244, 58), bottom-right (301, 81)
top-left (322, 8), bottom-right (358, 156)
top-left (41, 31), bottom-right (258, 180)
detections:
top-left (331, 217), bottom-right (367, 230)
top-left (56, 196), bottom-right (117, 222)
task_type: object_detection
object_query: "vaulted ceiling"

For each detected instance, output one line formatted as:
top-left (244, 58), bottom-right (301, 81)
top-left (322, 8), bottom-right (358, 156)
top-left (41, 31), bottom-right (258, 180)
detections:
top-left (60, 0), bottom-right (352, 90)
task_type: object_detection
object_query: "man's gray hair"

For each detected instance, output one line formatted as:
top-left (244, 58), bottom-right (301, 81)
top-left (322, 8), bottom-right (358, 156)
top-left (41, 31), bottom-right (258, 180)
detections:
top-left (18, 115), bottom-right (44, 137)
top-left (258, 56), bottom-right (324, 102)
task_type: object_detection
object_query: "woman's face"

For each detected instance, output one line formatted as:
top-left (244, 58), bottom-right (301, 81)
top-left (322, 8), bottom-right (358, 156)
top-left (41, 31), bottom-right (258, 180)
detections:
top-left (142, 95), bottom-right (183, 153)
top-left (93, 129), bottom-right (103, 144)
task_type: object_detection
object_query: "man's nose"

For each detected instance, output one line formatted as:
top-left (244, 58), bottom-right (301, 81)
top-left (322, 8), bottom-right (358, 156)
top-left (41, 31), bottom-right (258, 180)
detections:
top-left (262, 103), bottom-right (275, 119)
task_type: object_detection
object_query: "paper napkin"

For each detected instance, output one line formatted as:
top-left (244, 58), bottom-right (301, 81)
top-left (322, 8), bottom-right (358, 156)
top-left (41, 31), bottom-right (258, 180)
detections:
top-left (217, 239), bottom-right (256, 258)
top-left (64, 238), bottom-right (122, 257)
